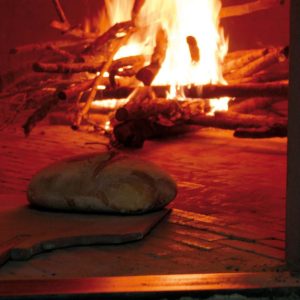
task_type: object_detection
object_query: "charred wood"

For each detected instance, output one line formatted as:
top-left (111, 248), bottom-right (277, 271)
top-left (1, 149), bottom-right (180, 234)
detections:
top-left (113, 119), bottom-right (193, 148)
top-left (136, 27), bottom-right (168, 85)
top-left (186, 36), bottom-right (200, 63)
top-left (33, 55), bottom-right (144, 75)
top-left (185, 81), bottom-right (288, 98)
top-left (234, 126), bottom-right (287, 138)
top-left (115, 92), bottom-right (208, 123)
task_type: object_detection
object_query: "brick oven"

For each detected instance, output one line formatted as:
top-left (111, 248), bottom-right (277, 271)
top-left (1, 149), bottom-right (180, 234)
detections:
top-left (0, 0), bottom-right (300, 299)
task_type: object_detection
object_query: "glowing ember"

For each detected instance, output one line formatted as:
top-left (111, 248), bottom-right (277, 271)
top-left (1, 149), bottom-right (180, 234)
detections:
top-left (92, 99), bottom-right (129, 109)
top-left (104, 120), bottom-right (111, 132)
top-left (104, 0), bottom-right (230, 114)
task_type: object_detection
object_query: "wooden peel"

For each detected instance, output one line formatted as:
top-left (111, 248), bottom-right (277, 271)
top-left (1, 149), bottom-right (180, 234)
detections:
top-left (0, 195), bottom-right (170, 266)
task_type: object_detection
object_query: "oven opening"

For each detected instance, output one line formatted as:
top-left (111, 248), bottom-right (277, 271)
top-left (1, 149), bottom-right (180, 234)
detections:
top-left (1, 0), bottom-right (299, 298)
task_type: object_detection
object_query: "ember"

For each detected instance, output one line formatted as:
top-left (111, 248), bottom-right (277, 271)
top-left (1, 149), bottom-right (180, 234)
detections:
top-left (0, 0), bottom-right (288, 147)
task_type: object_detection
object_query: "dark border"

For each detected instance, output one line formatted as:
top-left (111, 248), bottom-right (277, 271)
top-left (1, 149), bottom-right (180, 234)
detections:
top-left (0, 272), bottom-right (300, 299)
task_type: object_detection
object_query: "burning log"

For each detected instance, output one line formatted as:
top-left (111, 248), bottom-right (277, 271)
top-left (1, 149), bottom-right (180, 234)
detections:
top-left (115, 95), bottom-right (207, 123)
top-left (81, 21), bottom-right (134, 56)
top-left (234, 126), bottom-right (287, 138)
top-left (112, 107), bottom-right (287, 148)
top-left (132, 0), bottom-right (146, 23)
top-left (186, 36), bottom-right (200, 63)
top-left (115, 87), bottom-right (155, 121)
top-left (185, 81), bottom-right (288, 98)
top-left (70, 81), bottom-right (289, 101)
top-left (72, 27), bottom-right (136, 129)
top-left (225, 47), bottom-right (287, 81)
top-left (250, 67), bottom-right (289, 83)
top-left (229, 97), bottom-right (285, 114)
top-left (188, 111), bottom-right (287, 131)
top-left (136, 26), bottom-right (168, 85)
top-left (113, 119), bottom-right (194, 148)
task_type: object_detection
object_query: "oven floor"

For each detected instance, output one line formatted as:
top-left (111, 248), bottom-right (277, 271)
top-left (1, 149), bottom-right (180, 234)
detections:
top-left (0, 125), bottom-right (287, 279)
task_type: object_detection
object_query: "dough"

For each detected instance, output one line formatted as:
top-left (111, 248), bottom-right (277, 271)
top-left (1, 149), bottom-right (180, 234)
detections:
top-left (27, 151), bottom-right (177, 214)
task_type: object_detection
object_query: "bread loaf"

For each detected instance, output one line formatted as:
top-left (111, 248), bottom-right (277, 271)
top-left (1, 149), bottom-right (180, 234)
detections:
top-left (27, 151), bottom-right (177, 214)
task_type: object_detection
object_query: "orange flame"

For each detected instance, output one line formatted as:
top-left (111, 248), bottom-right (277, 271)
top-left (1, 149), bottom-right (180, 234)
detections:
top-left (106, 0), bottom-right (230, 113)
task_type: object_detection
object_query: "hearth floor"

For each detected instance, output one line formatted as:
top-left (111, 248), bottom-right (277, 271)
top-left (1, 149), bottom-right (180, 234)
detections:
top-left (0, 125), bottom-right (287, 279)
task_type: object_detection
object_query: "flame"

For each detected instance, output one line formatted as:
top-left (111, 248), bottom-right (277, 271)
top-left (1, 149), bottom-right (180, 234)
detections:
top-left (105, 0), bottom-right (230, 114)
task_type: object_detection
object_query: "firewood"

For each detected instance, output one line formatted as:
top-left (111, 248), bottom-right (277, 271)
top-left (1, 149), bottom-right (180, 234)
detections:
top-left (33, 55), bottom-right (144, 76)
top-left (109, 55), bottom-right (145, 83)
top-left (82, 21), bottom-right (134, 56)
top-left (95, 86), bottom-right (136, 100)
top-left (186, 36), bottom-right (200, 63)
top-left (229, 97), bottom-right (285, 114)
top-left (188, 111), bottom-right (287, 131)
top-left (234, 126), bottom-right (287, 138)
top-left (79, 81), bottom-right (288, 100)
top-left (185, 81), bottom-right (288, 98)
top-left (33, 61), bottom-right (106, 74)
top-left (132, 0), bottom-right (146, 23)
top-left (50, 20), bottom-right (98, 39)
top-left (222, 48), bottom-right (268, 75)
top-left (113, 119), bottom-right (193, 148)
top-left (57, 80), bottom-right (94, 100)
top-left (52, 0), bottom-right (70, 25)
top-left (22, 93), bottom-right (60, 136)
top-left (72, 28), bottom-right (136, 129)
top-left (226, 48), bottom-right (287, 81)
top-left (112, 108), bottom-right (287, 148)
top-left (0, 64), bottom-right (33, 92)
top-left (220, 0), bottom-right (282, 18)
top-left (45, 44), bottom-right (77, 61)
top-left (251, 68), bottom-right (289, 83)
top-left (115, 86), bottom-right (155, 121)
top-left (9, 39), bottom-right (93, 55)
top-left (136, 26), bottom-right (168, 85)
top-left (115, 94), bottom-right (207, 123)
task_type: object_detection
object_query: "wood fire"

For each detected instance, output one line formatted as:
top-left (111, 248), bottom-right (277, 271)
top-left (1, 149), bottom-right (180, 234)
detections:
top-left (0, 0), bottom-right (288, 148)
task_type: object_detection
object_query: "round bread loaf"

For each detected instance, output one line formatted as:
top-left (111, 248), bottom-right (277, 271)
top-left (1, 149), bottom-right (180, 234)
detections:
top-left (27, 151), bottom-right (177, 214)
